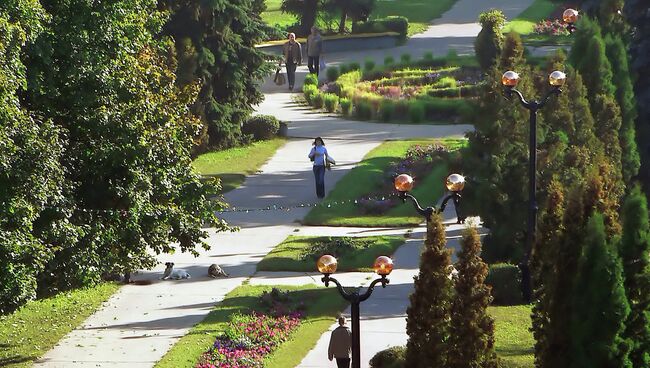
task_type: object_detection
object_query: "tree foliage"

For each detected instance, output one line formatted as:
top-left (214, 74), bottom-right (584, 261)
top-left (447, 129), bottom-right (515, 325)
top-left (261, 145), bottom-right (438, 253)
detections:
top-left (448, 227), bottom-right (498, 368)
top-left (570, 213), bottom-right (631, 368)
top-left (405, 212), bottom-right (453, 367)
top-left (474, 9), bottom-right (505, 71)
top-left (161, 0), bottom-right (274, 150)
top-left (18, 0), bottom-right (230, 294)
top-left (0, 0), bottom-right (63, 313)
top-left (619, 185), bottom-right (650, 367)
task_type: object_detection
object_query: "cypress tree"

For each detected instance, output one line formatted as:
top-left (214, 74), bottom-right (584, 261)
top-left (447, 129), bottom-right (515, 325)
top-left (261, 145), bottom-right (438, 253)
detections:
top-left (405, 212), bottom-right (454, 367)
top-left (474, 10), bottom-right (506, 72)
top-left (448, 227), bottom-right (498, 368)
top-left (605, 34), bottom-right (641, 183)
top-left (570, 213), bottom-right (631, 368)
top-left (619, 185), bottom-right (650, 367)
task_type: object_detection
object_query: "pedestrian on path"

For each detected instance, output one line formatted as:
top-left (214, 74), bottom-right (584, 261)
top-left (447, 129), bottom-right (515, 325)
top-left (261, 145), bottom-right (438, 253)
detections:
top-left (282, 32), bottom-right (302, 91)
top-left (328, 316), bottom-right (351, 368)
top-left (307, 27), bottom-right (323, 76)
top-left (308, 137), bottom-right (335, 199)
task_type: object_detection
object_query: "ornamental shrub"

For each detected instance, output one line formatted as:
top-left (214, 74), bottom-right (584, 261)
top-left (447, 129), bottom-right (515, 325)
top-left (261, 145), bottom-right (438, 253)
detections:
top-left (400, 53), bottom-right (412, 65)
top-left (423, 52), bottom-right (434, 61)
top-left (379, 99), bottom-right (396, 122)
top-left (326, 66), bottom-right (340, 82)
top-left (475, 9), bottom-right (505, 71)
top-left (241, 115), bottom-right (280, 140)
top-left (312, 92), bottom-right (324, 108)
top-left (370, 346), bottom-right (406, 368)
top-left (408, 100), bottom-right (425, 123)
top-left (304, 73), bottom-right (319, 86)
top-left (384, 56), bottom-right (395, 66)
top-left (349, 62), bottom-right (361, 71)
top-left (485, 263), bottom-right (524, 305)
top-left (355, 99), bottom-right (374, 119)
top-left (340, 98), bottom-right (352, 116)
top-left (339, 63), bottom-right (350, 74)
top-left (323, 93), bottom-right (340, 112)
top-left (303, 84), bottom-right (318, 104)
top-left (351, 16), bottom-right (409, 38)
top-left (364, 58), bottom-right (376, 72)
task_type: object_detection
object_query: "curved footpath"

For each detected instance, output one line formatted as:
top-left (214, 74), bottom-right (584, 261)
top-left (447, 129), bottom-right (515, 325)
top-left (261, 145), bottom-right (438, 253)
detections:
top-left (34, 0), bottom-right (529, 366)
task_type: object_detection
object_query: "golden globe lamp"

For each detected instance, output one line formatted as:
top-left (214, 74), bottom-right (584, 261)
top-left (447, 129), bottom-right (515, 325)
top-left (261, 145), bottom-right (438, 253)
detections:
top-left (549, 70), bottom-right (566, 87)
top-left (563, 8), bottom-right (579, 24)
top-left (501, 71), bottom-right (519, 88)
top-left (317, 254), bottom-right (338, 274)
top-left (373, 256), bottom-right (394, 276)
top-left (394, 174), bottom-right (414, 192)
top-left (446, 174), bottom-right (465, 192)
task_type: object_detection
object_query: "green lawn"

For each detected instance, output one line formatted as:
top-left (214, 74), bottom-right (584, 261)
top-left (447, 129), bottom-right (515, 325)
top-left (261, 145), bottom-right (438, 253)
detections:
top-left (303, 138), bottom-right (465, 227)
top-left (489, 305), bottom-right (535, 368)
top-left (155, 284), bottom-right (349, 368)
top-left (0, 283), bottom-right (121, 368)
top-left (257, 235), bottom-right (405, 272)
top-left (262, 0), bottom-right (458, 36)
top-left (192, 138), bottom-right (287, 193)
top-left (503, 0), bottom-right (556, 35)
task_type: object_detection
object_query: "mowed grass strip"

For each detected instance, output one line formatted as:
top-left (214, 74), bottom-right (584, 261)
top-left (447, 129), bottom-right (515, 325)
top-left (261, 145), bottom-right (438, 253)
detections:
top-left (0, 283), bottom-right (121, 368)
top-left (303, 138), bottom-right (464, 227)
top-left (261, 0), bottom-right (458, 36)
top-left (257, 235), bottom-right (405, 272)
top-left (155, 284), bottom-right (348, 368)
top-left (192, 138), bottom-right (286, 193)
top-left (489, 305), bottom-right (534, 368)
top-left (503, 0), bottom-right (556, 35)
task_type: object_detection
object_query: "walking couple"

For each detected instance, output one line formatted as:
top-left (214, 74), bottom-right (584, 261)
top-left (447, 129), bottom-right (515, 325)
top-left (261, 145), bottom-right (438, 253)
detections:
top-left (282, 27), bottom-right (323, 91)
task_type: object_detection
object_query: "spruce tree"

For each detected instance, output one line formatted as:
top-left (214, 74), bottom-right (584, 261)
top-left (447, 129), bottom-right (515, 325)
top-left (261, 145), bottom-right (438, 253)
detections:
top-left (474, 10), bottom-right (506, 72)
top-left (619, 185), bottom-right (650, 367)
top-left (604, 35), bottom-right (640, 183)
top-left (570, 213), bottom-right (631, 368)
top-left (405, 212), bottom-right (454, 367)
top-left (448, 227), bottom-right (498, 368)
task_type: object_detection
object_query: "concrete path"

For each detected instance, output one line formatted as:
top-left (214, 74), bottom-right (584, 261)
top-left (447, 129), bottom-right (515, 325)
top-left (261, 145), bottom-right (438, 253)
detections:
top-left (34, 0), bottom-right (517, 365)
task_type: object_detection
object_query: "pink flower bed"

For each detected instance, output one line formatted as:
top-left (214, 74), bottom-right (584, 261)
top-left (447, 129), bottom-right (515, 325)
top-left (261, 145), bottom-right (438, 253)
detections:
top-left (196, 289), bottom-right (304, 368)
top-left (533, 19), bottom-right (570, 36)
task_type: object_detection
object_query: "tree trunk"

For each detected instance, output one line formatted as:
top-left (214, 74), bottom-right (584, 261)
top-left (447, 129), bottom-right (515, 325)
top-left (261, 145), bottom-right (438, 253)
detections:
top-left (338, 11), bottom-right (347, 33)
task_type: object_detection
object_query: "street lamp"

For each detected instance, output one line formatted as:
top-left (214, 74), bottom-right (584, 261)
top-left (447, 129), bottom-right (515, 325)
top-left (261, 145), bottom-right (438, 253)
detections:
top-left (563, 8), bottom-right (579, 33)
top-left (317, 255), bottom-right (393, 368)
top-left (394, 173), bottom-right (466, 223)
top-left (501, 70), bottom-right (566, 302)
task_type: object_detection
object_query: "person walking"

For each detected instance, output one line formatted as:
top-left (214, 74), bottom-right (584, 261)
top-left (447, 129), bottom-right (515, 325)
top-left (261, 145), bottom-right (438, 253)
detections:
top-left (307, 26), bottom-right (323, 76)
top-left (328, 317), bottom-right (352, 368)
top-left (282, 32), bottom-right (302, 91)
top-left (308, 137), bottom-right (334, 199)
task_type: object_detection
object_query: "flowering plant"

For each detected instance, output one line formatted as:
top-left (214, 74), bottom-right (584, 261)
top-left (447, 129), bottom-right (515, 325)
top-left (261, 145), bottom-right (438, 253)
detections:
top-left (533, 19), bottom-right (570, 36)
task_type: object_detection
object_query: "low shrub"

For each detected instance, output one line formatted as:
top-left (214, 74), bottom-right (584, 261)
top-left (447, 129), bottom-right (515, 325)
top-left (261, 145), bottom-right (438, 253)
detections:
top-left (400, 53), bottom-right (411, 65)
top-left (485, 263), bottom-right (524, 305)
top-left (326, 66), bottom-right (340, 82)
top-left (355, 99), bottom-right (374, 120)
top-left (352, 16), bottom-right (409, 38)
top-left (379, 99), bottom-right (396, 122)
top-left (408, 100), bottom-right (425, 123)
top-left (426, 85), bottom-right (481, 98)
top-left (349, 62), bottom-right (361, 71)
top-left (369, 345), bottom-right (406, 368)
top-left (303, 84), bottom-right (318, 103)
top-left (364, 59), bottom-right (376, 72)
top-left (384, 56), bottom-right (395, 66)
top-left (312, 92), bottom-right (324, 109)
top-left (304, 73), bottom-right (319, 86)
top-left (241, 115), bottom-right (280, 140)
top-left (323, 93), bottom-right (339, 113)
top-left (339, 63), bottom-right (350, 74)
top-left (422, 51), bottom-right (434, 61)
top-left (421, 97), bottom-right (476, 121)
top-left (340, 98), bottom-right (352, 116)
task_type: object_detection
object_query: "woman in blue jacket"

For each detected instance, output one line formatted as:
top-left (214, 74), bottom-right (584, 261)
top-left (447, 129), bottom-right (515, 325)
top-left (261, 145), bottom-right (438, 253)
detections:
top-left (308, 137), bottom-right (335, 198)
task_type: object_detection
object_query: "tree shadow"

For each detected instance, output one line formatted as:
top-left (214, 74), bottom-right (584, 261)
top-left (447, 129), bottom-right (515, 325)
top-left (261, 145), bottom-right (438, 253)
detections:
top-left (0, 355), bottom-right (34, 366)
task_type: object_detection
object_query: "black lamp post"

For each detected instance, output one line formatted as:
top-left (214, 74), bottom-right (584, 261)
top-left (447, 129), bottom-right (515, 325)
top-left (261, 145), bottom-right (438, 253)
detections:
top-left (317, 255), bottom-right (394, 368)
top-left (394, 173), bottom-right (466, 222)
top-left (501, 70), bottom-right (566, 302)
top-left (563, 8), bottom-right (579, 34)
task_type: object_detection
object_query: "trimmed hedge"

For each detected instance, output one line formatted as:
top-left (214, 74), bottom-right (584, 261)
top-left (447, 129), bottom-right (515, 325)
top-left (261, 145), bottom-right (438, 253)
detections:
top-left (323, 93), bottom-right (339, 112)
top-left (352, 16), bottom-right (409, 38)
top-left (340, 98), bottom-right (352, 116)
top-left (241, 115), bottom-right (280, 140)
top-left (370, 346), bottom-right (406, 368)
top-left (304, 73), bottom-right (319, 86)
top-left (326, 66), bottom-right (340, 82)
top-left (303, 84), bottom-right (318, 104)
top-left (485, 263), bottom-right (524, 306)
top-left (312, 92), bottom-right (324, 109)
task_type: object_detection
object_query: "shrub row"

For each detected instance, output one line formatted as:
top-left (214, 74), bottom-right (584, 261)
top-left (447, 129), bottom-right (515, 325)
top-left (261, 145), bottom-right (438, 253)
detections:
top-left (351, 16), bottom-right (409, 38)
top-left (241, 115), bottom-right (281, 140)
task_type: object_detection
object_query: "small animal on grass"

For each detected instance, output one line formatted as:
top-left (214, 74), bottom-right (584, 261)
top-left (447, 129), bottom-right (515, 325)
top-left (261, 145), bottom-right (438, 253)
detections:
top-left (208, 264), bottom-right (229, 278)
top-left (161, 262), bottom-right (191, 280)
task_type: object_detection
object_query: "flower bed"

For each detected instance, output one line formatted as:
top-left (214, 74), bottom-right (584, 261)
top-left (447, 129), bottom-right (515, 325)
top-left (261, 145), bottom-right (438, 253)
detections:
top-left (196, 288), bottom-right (305, 368)
top-left (304, 55), bottom-right (481, 124)
top-left (533, 19), bottom-right (569, 36)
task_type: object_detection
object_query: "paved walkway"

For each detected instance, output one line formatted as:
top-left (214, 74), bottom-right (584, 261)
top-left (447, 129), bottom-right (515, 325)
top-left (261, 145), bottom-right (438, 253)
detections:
top-left (35, 0), bottom-right (521, 366)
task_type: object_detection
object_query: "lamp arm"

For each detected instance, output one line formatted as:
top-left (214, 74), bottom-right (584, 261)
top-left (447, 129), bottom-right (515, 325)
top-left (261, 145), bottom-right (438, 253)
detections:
top-left (358, 275), bottom-right (390, 302)
top-left (537, 87), bottom-right (561, 109)
top-left (504, 88), bottom-right (531, 109)
top-left (398, 192), bottom-right (434, 218)
top-left (438, 192), bottom-right (456, 213)
top-left (322, 274), bottom-right (353, 301)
